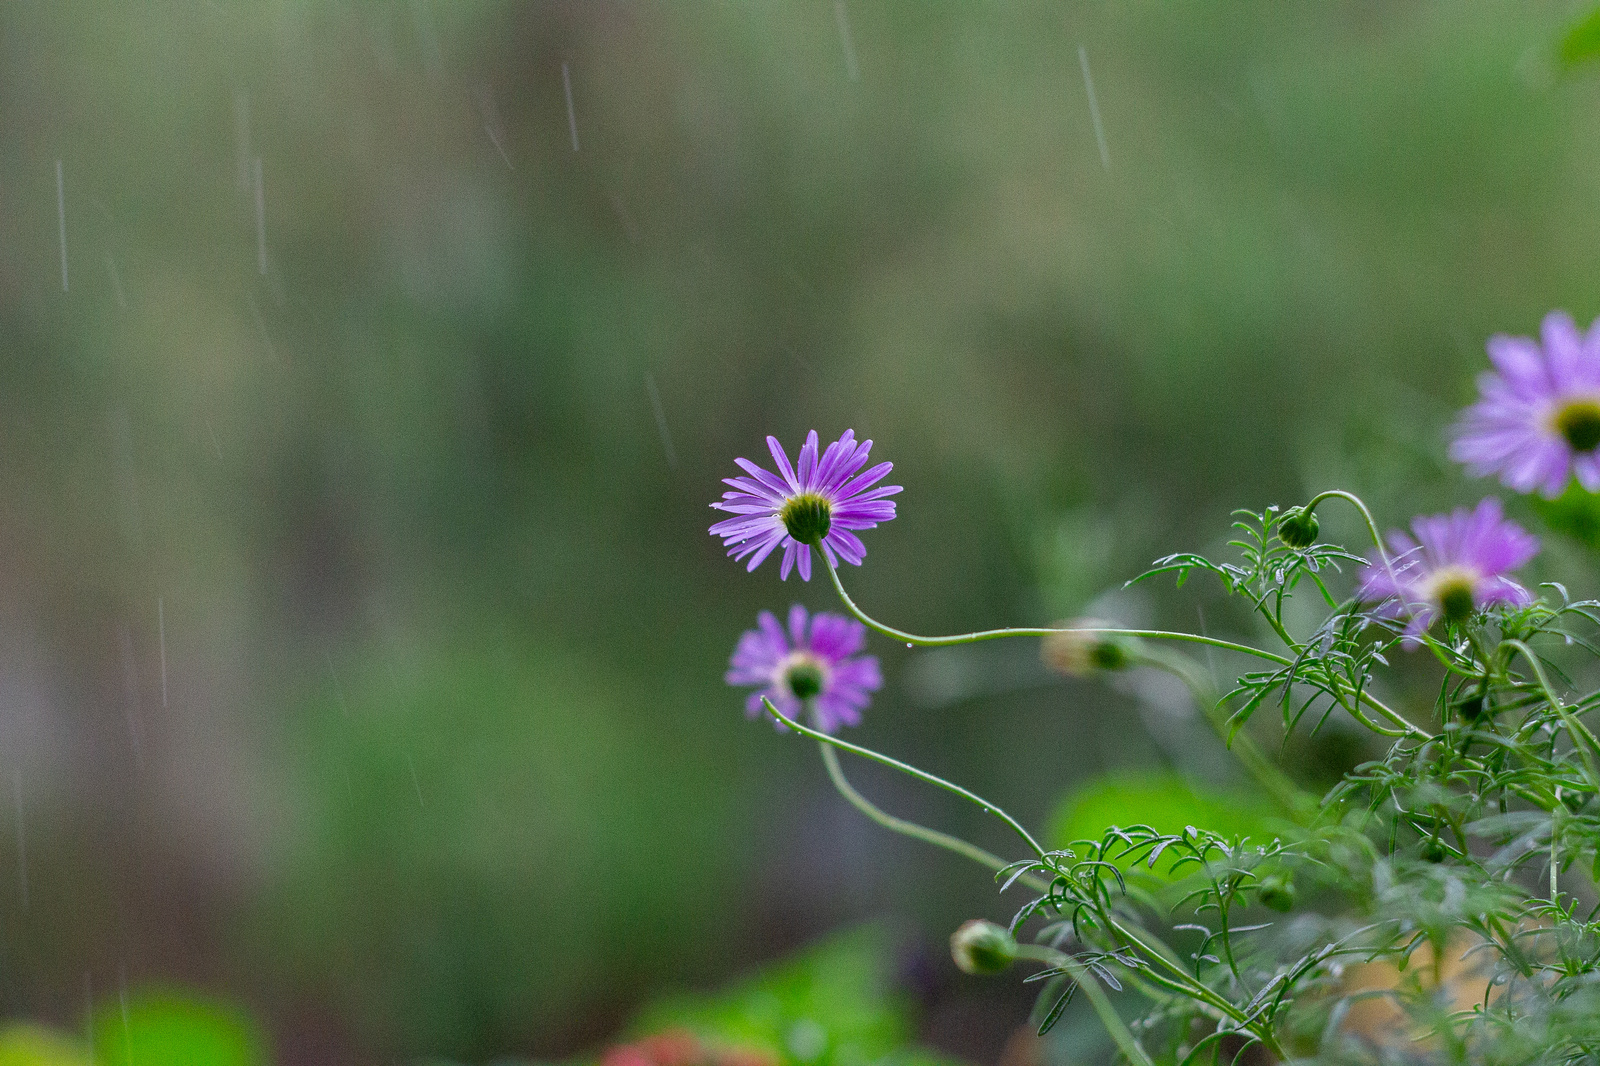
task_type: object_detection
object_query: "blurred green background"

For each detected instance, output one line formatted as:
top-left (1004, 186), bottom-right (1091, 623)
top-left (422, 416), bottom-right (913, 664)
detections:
top-left (2, 0), bottom-right (1599, 1061)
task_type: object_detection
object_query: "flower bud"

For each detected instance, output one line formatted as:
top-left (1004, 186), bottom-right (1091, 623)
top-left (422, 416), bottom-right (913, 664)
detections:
top-left (1256, 872), bottom-right (1297, 913)
top-left (1277, 507), bottom-right (1319, 549)
top-left (1455, 688), bottom-right (1489, 721)
top-left (1042, 620), bottom-right (1135, 677)
top-left (950, 919), bottom-right (1017, 975)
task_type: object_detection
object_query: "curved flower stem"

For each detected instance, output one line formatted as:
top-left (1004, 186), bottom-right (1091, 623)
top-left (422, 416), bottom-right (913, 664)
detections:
top-left (815, 741), bottom-right (1039, 884)
top-left (1102, 917), bottom-right (1265, 1038)
top-left (1303, 489), bottom-right (1386, 554)
top-left (778, 702), bottom-right (1255, 1038)
top-left (1013, 943), bottom-right (1154, 1066)
top-left (1503, 639), bottom-right (1600, 795)
top-left (1296, 492), bottom-right (1443, 739)
top-left (820, 551), bottom-right (1432, 741)
top-left (819, 551), bottom-right (1291, 660)
top-left (763, 698), bottom-right (1048, 859)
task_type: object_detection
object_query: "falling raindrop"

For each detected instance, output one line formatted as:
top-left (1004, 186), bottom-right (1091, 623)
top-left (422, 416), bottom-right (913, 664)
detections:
top-left (118, 965), bottom-right (133, 1064)
top-left (644, 372), bottom-right (679, 470)
top-left (253, 156), bottom-right (267, 274)
top-left (55, 160), bottom-right (68, 291)
top-left (13, 776), bottom-right (26, 911)
top-left (474, 82), bottom-right (513, 169)
top-left (246, 291), bottom-right (278, 363)
top-left (325, 651), bottom-right (350, 717)
top-left (157, 597), bottom-right (168, 708)
top-left (1078, 45), bottom-right (1110, 171)
top-left (833, 1), bottom-right (861, 82)
top-left (562, 62), bottom-right (580, 152)
top-left (103, 253), bottom-right (127, 308)
top-left (405, 752), bottom-right (425, 808)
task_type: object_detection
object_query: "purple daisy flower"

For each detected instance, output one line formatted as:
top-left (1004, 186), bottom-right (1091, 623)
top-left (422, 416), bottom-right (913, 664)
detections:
top-left (726, 604), bottom-right (882, 733)
top-left (1450, 311), bottom-right (1600, 497)
top-left (1358, 498), bottom-right (1539, 639)
top-left (709, 429), bottom-right (900, 581)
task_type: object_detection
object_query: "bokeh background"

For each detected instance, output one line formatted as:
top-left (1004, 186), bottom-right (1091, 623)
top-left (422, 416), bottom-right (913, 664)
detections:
top-left (2, 1), bottom-right (1600, 1062)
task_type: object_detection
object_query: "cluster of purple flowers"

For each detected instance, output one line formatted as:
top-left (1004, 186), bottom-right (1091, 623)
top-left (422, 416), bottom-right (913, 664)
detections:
top-left (1369, 312), bottom-right (1600, 637)
top-left (712, 310), bottom-right (1600, 723)
top-left (712, 430), bottom-right (895, 732)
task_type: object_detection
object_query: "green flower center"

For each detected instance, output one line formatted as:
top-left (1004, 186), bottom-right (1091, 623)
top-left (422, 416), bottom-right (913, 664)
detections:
top-left (1436, 575), bottom-right (1477, 623)
top-left (784, 658), bottom-right (826, 700)
top-left (1555, 400), bottom-right (1600, 452)
top-left (780, 493), bottom-right (832, 544)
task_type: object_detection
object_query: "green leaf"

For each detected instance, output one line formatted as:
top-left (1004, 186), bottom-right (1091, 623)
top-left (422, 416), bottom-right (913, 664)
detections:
top-left (0, 1025), bottom-right (91, 1066)
top-left (1049, 772), bottom-right (1273, 880)
top-left (91, 992), bottom-right (264, 1066)
top-left (1528, 483), bottom-right (1600, 550)
top-left (627, 926), bottom-right (964, 1066)
top-left (1561, 6), bottom-right (1600, 69)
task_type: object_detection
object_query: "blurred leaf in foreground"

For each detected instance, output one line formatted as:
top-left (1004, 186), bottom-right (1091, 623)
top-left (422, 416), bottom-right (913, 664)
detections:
top-left (1049, 772), bottom-right (1274, 879)
top-left (90, 991), bottom-right (264, 1066)
top-left (0, 1025), bottom-right (89, 1066)
top-left (625, 926), bottom-right (963, 1066)
top-left (1560, 6), bottom-right (1600, 68)
top-left (1528, 483), bottom-right (1600, 551)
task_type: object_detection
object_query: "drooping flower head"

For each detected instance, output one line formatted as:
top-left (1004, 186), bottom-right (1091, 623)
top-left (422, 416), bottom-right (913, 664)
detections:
top-left (1358, 498), bottom-right (1539, 639)
top-left (726, 604), bottom-right (882, 733)
top-left (1450, 311), bottom-right (1600, 497)
top-left (710, 430), bottom-right (900, 581)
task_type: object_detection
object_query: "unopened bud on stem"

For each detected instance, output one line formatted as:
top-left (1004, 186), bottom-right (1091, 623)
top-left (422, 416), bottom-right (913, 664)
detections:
top-left (1042, 620), bottom-right (1136, 677)
top-left (950, 919), bottom-right (1016, 975)
top-left (1277, 507), bottom-right (1319, 549)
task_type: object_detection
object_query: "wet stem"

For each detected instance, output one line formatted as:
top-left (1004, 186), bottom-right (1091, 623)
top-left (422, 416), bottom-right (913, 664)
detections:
top-left (765, 699), bottom-right (1285, 1054)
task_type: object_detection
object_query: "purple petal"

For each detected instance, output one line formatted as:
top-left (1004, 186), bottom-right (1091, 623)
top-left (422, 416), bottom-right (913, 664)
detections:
top-left (766, 436), bottom-right (800, 491)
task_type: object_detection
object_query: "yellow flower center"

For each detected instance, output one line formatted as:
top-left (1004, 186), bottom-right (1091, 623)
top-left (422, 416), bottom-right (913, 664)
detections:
top-left (1553, 399), bottom-right (1600, 452)
top-left (1423, 565), bottom-right (1480, 623)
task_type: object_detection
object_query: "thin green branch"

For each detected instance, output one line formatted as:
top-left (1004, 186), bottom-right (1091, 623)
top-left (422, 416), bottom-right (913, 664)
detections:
top-left (1014, 944), bottom-right (1155, 1066)
top-left (816, 741), bottom-right (1037, 884)
top-left (1303, 489), bottom-right (1386, 554)
top-left (820, 550), bottom-right (1431, 740)
top-left (1503, 639), bottom-right (1600, 795)
top-left (762, 698), bottom-right (1048, 859)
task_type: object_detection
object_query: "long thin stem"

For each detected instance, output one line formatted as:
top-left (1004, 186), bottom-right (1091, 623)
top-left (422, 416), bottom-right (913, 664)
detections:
top-left (819, 552), bottom-right (1291, 661)
top-left (1014, 944), bottom-right (1154, 1066)
top-left (820, 551), bottom-right (1431, 740)
top-left (783, 701), bottom-right (1257, 1038)
top-left (1303, 489), bottom-right (1386, 554)
top-left (816, 742), bottom-right (1037, 883)
top-left (763, 698), bottom-right (1048, 859)
top-left (1503, 639), bottom-right (1600, 795)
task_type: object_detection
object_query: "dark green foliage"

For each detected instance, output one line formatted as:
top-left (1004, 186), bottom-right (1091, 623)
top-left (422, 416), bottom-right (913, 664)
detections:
top-left (985, 512), bottom-right (1600, 1063)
